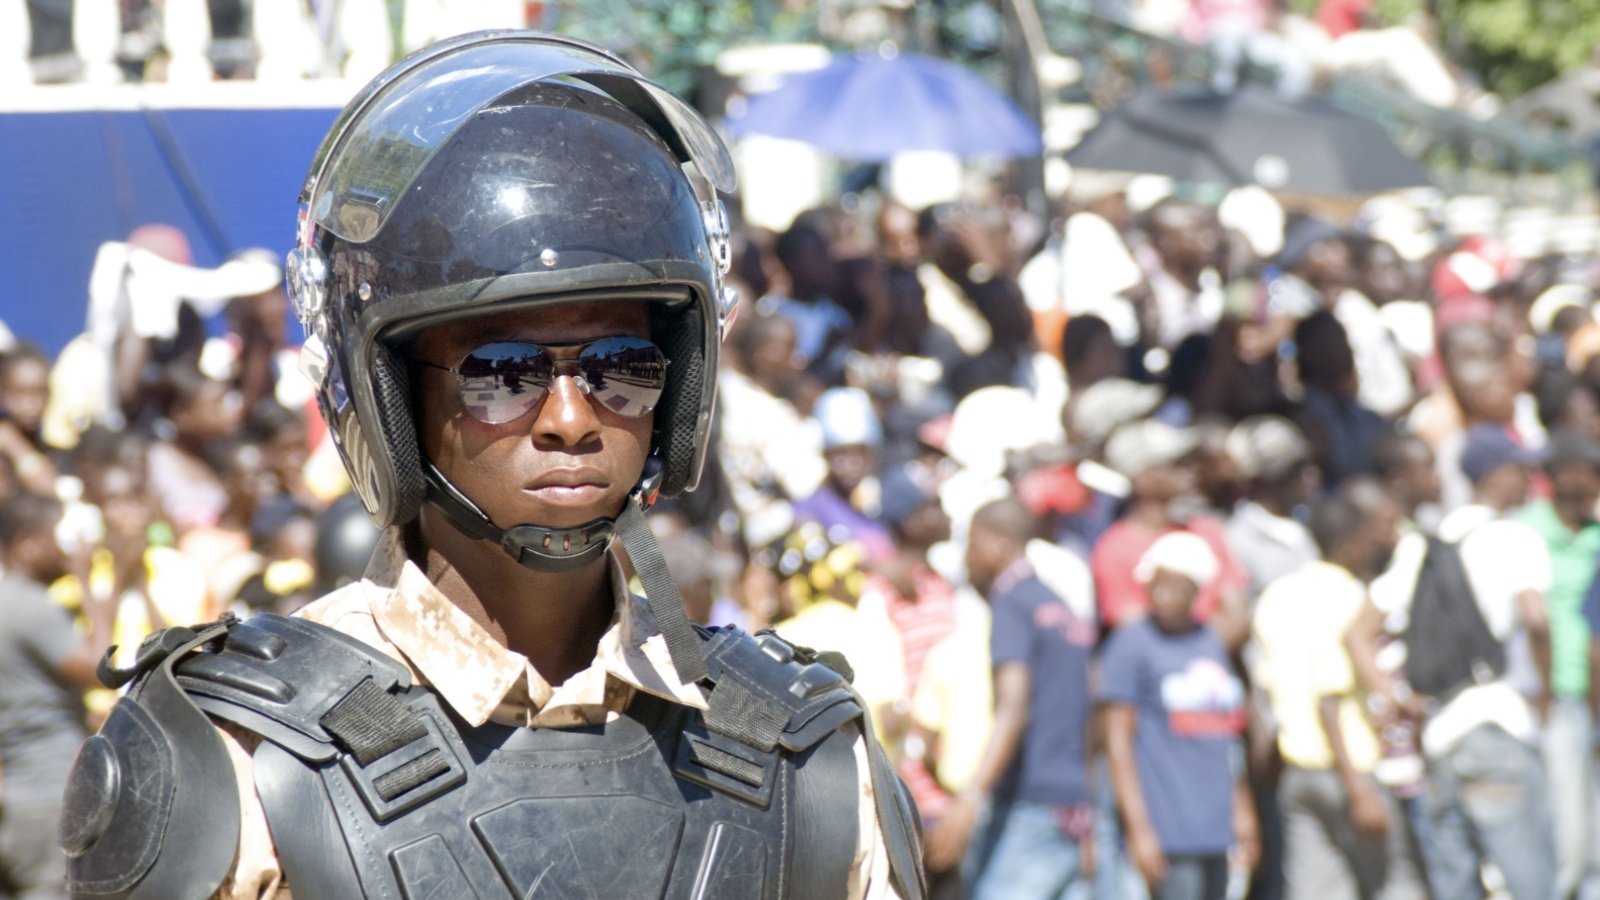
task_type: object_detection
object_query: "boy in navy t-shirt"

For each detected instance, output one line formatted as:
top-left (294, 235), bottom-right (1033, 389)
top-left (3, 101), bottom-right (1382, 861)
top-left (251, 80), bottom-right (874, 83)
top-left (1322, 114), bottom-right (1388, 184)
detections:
top-left (1101, 531), bottom-right (1259, 900)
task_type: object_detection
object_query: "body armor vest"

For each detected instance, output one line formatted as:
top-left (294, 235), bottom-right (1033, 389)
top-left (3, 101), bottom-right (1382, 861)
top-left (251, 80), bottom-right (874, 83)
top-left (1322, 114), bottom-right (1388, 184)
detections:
top-left (60, 614), bottom-right (926, 900)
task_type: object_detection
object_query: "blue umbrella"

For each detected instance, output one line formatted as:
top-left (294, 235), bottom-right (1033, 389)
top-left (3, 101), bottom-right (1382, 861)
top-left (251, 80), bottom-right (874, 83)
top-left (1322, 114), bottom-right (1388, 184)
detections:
top-left (726, 50), bottom-right (1043, 160)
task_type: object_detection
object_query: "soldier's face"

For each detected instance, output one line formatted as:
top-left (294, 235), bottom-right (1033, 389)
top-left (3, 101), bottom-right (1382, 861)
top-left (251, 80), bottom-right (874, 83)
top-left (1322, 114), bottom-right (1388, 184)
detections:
top-left (413, 302), bottom-right (656, 530)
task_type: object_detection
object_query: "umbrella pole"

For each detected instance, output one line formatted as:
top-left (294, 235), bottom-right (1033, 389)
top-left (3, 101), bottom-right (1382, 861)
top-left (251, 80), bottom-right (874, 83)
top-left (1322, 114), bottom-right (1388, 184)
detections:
top-left (1001, 0), bottom-right (1048, 217)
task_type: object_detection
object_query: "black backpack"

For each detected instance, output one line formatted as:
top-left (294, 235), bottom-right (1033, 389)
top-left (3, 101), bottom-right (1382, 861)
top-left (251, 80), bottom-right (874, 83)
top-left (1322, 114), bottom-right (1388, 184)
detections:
top-left (1401, 537), bottom-right (1506, 699)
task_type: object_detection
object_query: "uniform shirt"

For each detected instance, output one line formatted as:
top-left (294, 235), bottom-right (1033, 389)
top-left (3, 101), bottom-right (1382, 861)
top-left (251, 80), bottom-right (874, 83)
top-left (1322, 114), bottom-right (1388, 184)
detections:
top-left (215, 529), bottom-right (900, 900)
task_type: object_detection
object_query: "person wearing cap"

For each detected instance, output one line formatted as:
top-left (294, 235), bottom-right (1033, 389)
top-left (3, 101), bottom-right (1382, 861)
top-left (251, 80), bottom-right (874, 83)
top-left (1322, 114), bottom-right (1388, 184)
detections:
top-left (1253, 483), bottom-right (1426, 900)
top-left (1222, 415), bottom-right (1320, 600)
top-left (791, 386), bottom-right (894, 561)
top-left (1515, 429), bottom-right (1600, 899)
top-left (58, 32), bottom-right (923, 900)
top-left (1091, 418), bottom-right (1249, 647)
top-left (929, 495), bottom-right (1096, 899)
top-left (1099, 531), bottom-right (1258, 900)
top-left (1345, 423), bottom-right (1555, 900)
top-left (1219, 415), bottom-right (1319, 899)
top-left (1055, 377), bottom-right (1164, 558)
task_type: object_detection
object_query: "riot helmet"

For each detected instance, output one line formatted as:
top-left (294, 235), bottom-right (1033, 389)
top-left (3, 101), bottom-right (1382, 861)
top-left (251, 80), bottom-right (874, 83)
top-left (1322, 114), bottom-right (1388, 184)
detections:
top-left (288, 31), bottom-right (734, 552)
top-left (288, 31), bottom-right (735, 683)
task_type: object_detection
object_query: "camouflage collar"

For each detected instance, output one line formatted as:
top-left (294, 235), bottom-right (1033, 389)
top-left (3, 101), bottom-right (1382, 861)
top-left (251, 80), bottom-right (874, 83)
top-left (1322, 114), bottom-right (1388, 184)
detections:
top-left (326, 528), bottom-right (708, 728)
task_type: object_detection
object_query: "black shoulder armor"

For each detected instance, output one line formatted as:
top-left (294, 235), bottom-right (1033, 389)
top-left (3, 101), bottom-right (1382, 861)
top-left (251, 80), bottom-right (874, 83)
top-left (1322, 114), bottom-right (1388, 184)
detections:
top-left (60, 619), bottom-right (242, 900)
top-left (701, 627), bottom-right (928, 900)
top-left (60, 615), bottom-right (926, 900)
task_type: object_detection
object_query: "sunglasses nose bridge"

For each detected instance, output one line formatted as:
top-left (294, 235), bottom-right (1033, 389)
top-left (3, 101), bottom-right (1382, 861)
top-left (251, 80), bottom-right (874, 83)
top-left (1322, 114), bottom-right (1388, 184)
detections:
top-left (548, 357), bottom-right (595, 396)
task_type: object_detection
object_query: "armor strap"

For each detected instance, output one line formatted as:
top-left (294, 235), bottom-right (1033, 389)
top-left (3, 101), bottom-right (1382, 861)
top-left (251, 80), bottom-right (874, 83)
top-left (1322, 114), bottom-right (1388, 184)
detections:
top-left (703, 679), bottom-right (788, 752)
top-left (320, 678), bottom-right (428, 765)
top-left (616, 496), bottom-right (710, 687)
top-left (849, 684), bottom-right (929, 900)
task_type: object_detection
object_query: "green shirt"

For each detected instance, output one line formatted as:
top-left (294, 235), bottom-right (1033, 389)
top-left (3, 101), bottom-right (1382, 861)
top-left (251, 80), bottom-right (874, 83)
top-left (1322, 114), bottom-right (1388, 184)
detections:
top-left (1517, 501), bottom-right (1600, 698)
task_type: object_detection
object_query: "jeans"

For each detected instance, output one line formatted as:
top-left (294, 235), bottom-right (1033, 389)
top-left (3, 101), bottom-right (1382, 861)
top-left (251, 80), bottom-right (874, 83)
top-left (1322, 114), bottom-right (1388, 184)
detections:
top-left (969, 800), bottom-right (1089, 900)
top-left (1151, 854), bottom-right (1228, 900)
top-left (1423, 724), bottom-right (1555, 900)
top-left (1277, 767), bottom-right (1426, 900)
top-left (1544, 698), bottom-right (1600, 899)
top-left (1093, 757), bottom-right (1150, 900)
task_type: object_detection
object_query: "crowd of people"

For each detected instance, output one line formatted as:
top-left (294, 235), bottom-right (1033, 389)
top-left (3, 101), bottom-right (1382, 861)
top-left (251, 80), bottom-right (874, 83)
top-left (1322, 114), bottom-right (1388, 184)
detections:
top-left (2, 175), bottom-right (1599, 900)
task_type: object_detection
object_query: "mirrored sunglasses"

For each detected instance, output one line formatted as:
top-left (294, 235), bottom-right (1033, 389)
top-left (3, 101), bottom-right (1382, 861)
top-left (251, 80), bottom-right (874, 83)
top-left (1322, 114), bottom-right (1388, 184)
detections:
top-left (418, 336), bottom-right (667, 424)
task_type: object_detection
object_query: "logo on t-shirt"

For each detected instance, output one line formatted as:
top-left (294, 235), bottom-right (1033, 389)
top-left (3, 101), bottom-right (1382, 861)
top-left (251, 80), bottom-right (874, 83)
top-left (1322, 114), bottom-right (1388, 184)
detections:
top-left (1159, 658), bottom-right (1245, 737)
top-left (1033, 600), bottom-right (1097, 647)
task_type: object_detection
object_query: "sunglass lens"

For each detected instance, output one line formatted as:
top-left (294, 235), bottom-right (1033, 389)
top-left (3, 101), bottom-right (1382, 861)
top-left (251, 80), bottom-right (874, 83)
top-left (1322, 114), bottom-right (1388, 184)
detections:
top-left (580, 337), bottom-right (667, 418)
top-left (456, 342), bottom-right (552, 424)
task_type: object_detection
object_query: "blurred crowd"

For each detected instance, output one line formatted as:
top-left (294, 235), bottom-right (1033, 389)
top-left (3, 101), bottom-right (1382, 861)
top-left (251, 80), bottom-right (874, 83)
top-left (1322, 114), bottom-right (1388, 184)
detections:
top-left (5, 177), bottom-right (1600, 900)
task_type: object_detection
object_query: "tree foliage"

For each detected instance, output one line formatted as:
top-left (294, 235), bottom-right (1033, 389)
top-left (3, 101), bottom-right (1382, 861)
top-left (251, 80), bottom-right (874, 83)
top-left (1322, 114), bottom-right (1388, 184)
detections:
top-left (544, 0), bottom-right (818, 97)
top-left (1296, 0), bottom-right (1600, 98)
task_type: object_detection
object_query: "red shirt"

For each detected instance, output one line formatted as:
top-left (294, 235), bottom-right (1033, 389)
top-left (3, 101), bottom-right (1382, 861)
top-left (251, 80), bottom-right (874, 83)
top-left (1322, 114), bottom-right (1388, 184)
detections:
top-left (1091, 515), bottom-right (1247, 628)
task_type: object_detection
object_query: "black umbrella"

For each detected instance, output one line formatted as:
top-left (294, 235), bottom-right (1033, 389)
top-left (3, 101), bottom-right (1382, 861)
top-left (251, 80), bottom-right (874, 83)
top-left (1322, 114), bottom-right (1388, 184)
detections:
top-left (1067, 84), bottom-right (1430, 195)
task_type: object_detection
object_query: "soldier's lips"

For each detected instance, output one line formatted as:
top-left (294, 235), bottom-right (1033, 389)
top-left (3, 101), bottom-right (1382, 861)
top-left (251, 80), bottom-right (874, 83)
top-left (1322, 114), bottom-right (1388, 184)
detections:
top-left (522, 482), bottom-right (610, 504)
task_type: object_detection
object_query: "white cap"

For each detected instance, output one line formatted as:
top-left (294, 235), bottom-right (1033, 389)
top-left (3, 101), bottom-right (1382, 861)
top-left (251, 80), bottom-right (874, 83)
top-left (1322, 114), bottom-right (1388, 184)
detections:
top-left (814, 386), bottom-right (881, 450)
top-left (1529, 284), bottom-right (1593, 334)
top-left (1218, 186), bottom-right (1285, 258)
top-left (947, 386), bottom-right (1058, 476)
top-left (1136, 530), bottom-right (1219, 587)
top-left (1104, 418), bottom-right (1200, 479)
top-left (1225, 415), bottom-right (1311, 480)
top-left (1071, 379), bottom-right (1164, 448)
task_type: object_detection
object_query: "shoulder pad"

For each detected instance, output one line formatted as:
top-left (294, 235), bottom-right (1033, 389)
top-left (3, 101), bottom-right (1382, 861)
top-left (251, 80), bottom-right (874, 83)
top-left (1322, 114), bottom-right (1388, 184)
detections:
top-left (700, 626), bottom-right (863, 753)
top-left (173, 613), bottom-right (415, 762)
top-left (62, 620), bottom-right (241, 900)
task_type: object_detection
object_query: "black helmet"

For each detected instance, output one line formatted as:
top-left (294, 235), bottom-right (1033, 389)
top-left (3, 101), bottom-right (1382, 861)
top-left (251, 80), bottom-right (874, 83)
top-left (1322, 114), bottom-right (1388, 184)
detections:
top-left (287, 31), bottom-right (736, 539)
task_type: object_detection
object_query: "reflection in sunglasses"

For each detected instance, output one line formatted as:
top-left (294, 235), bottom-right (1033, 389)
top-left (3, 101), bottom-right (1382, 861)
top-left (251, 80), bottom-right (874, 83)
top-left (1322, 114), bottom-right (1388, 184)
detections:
top-left (421, 336), bottom-right (667, 425)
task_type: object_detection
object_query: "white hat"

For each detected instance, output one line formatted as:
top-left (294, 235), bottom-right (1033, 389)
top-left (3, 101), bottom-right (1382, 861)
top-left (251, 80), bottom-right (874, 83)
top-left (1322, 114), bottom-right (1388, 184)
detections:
top-left (813, 387), bottom-right (881, 450)
top-left (1218, 186), bottom-right (1285, 258)
top-left (1529, 284), bottom-right (1593, 334)
top-left (1225, 415), bottom-right (1311, 481)
top-left (1136, 531), bottom-right (1219, 586)
top-left (1071, 379), bottom-right (1164, 448)
top-left (947, 386), bottom-right (1058, 476)
top-left (1103, 418), bottom-right (1200, 479)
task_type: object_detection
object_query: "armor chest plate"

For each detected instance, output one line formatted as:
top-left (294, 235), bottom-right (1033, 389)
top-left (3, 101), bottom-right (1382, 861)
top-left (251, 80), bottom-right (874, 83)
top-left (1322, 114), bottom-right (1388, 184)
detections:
top-left (257, 690), bottom-right (855, 900)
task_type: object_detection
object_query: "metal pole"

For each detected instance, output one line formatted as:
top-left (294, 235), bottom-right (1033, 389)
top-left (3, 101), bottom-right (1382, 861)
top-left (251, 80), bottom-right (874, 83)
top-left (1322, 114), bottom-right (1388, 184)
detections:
top-left (1001, 0), bottom-right (1048, 217)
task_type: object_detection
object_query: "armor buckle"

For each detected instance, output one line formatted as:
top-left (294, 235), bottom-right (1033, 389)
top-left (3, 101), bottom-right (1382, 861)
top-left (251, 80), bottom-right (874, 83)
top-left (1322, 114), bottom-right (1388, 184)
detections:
top-left (340, 709), bottom-right (467, 822)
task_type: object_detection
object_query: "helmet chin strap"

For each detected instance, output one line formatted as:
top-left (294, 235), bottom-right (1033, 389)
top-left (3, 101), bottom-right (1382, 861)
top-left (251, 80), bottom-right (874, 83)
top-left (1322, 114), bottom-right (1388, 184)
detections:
top-left (420, 460), bottom-right (709, 688)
